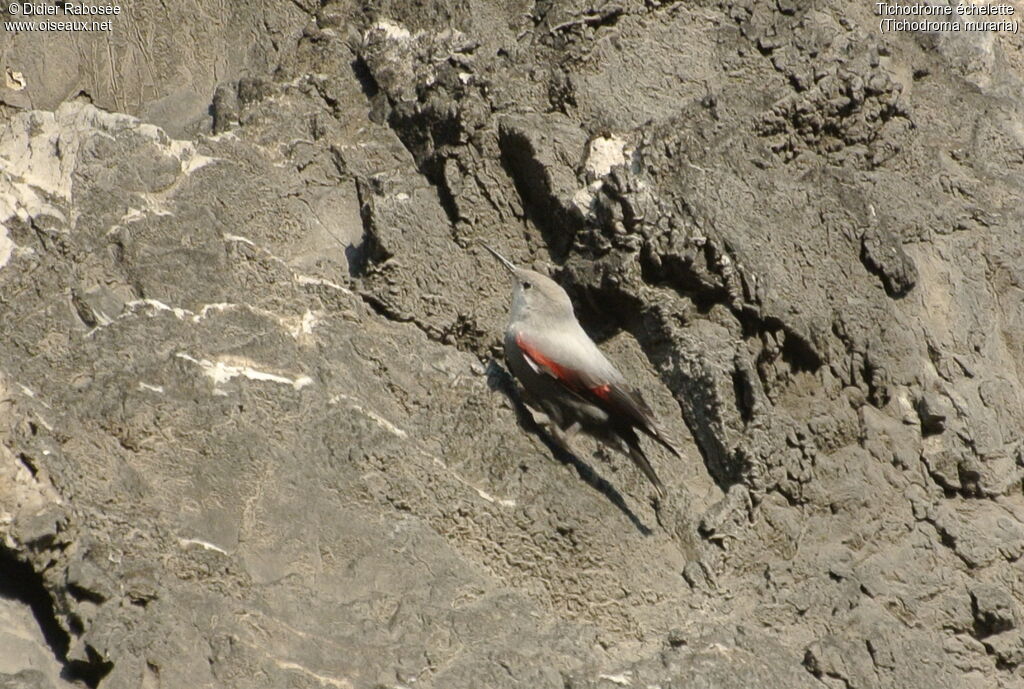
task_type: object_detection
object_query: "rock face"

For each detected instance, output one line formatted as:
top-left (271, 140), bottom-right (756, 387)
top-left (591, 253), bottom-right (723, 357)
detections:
top-left (1, 1), bottom-right (1023, 688)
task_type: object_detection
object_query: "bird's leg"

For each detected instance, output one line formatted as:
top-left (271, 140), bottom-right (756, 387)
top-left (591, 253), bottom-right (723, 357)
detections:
top-left (527, 407), bottom-right (552, 428)
top-left (547, 421), bottom-right (582, 458)
top-left (521, 400), bottom-right (583, 459)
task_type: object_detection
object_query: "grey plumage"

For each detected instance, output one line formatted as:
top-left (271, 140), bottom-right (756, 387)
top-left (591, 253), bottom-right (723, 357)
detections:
top-left (483, 243), bottom-right (680, 497)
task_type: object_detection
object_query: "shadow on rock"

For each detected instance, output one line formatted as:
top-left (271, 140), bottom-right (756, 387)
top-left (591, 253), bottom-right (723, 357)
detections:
top-left (486, 361), bottom-right (653, 536)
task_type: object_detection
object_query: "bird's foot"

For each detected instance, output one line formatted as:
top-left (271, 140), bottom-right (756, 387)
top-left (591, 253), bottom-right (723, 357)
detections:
top-left (528, 408), bottom-right (552, 428)
top-left (549, 421), bottom-right (582, 457)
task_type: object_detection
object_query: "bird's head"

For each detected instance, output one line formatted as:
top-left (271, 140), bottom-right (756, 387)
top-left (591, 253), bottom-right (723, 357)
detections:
top-left (481, 244), bottom-right (575, 324)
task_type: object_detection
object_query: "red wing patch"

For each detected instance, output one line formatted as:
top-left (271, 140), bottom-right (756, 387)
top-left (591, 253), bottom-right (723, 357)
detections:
top-left (515, 334), bottom-right (616, 402)
top-left (515, 335), bottom-right (677, 455)
top-left (515, 333), bottom-right (581, 391)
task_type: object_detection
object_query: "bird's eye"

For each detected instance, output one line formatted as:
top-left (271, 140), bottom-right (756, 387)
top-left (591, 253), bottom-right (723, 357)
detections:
top-left (522, 281), bottom-right (532, 290)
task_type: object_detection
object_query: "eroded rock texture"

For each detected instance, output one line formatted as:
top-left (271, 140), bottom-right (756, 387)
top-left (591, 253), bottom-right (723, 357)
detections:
top-left (1, 1), bottom-right (1023, 688)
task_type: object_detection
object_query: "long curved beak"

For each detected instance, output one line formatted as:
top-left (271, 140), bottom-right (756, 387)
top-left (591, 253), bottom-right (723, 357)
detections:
top-left (480, 242), bottom-right (518, 275)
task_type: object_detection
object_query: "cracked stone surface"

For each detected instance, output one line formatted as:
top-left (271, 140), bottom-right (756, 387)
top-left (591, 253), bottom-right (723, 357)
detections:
top-left (1, 1), bottom-right (1024, 688)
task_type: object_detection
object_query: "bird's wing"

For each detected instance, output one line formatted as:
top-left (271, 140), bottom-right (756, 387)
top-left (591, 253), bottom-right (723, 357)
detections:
top-left (595, 382), bottom-right (682, 457)
top-left (515, 332), bottom-right (681, 458)
top-left (514, 331), bottom-right (592, 395)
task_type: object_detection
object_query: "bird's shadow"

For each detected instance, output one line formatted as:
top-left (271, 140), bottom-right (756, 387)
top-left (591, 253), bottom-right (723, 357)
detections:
top-left (486, 360), bottom-right (653, 536)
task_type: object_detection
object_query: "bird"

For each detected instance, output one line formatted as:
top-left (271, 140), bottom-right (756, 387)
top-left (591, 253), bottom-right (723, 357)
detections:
top-left (482, 243), bottom-right (681, 497)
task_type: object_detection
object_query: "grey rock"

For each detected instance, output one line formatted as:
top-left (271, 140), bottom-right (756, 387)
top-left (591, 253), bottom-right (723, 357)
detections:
top-left (1, 1), bottom-right (1024, 688)
top-left (211, 84), bottom-right (240, 135)
top-left (982, 631), bottom-right (1024, 669)
top-left (917, 389), bottom-right (953, 435)
top-left (0, 1), bottom-right (309, 135)
top-left (497, 113), bottom-right (589, 253)
top-left (861, 224), bottom-right (918, 298)
top-left (971, 582), bottom-right (1019, 637)
top-left (0, 596), bottom-right (67, 688)
top-left (0, 671), bottom-right (54, 689)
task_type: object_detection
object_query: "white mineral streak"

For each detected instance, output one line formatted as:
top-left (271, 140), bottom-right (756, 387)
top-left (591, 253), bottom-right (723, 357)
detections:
top-left (0, 102), bottom-right (217, 270)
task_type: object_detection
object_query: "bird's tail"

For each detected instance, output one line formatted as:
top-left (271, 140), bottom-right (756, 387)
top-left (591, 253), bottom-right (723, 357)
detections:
top-left (641, 422), bottom-right (682, 459)
top-left (625, 437), bottom-right (666, 498)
